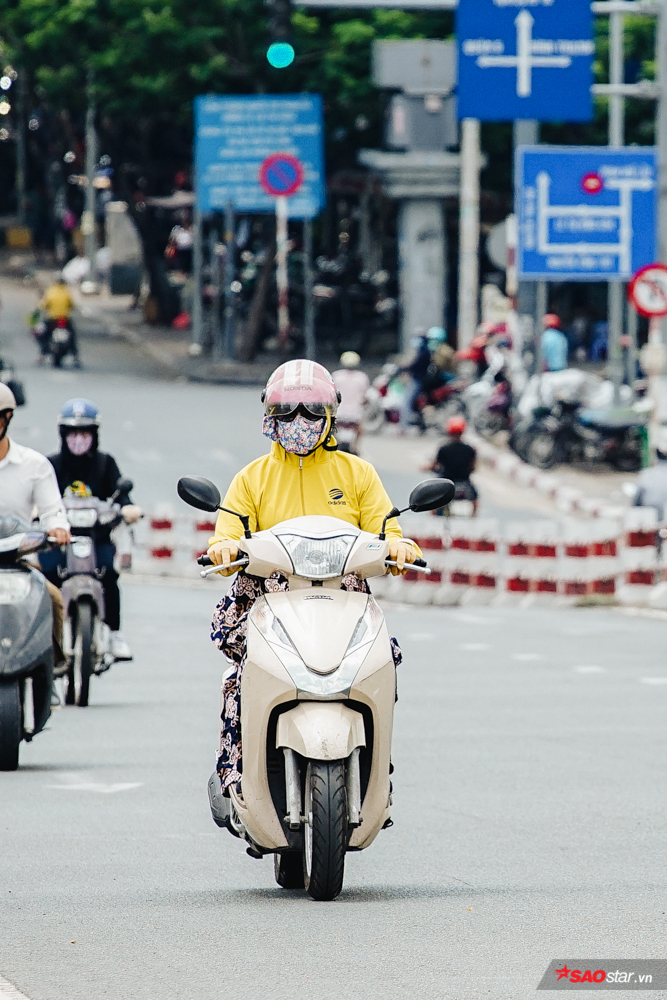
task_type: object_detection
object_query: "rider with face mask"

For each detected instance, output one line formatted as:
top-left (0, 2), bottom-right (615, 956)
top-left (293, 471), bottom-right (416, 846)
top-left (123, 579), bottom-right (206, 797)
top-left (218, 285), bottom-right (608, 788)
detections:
top-left (208, 360), bottom-right (419, 793)
top-left (39, 399), bottom-right (142, 662)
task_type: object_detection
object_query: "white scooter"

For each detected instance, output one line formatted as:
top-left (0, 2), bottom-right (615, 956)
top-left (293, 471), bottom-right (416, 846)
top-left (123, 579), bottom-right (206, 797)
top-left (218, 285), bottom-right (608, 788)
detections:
top-left (177, 475), bottom-right (455, 901)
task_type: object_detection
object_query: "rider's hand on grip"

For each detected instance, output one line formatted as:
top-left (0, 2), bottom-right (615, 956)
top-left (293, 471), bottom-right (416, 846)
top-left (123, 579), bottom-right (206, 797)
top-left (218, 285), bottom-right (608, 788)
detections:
top-left (49, 528), bottom-right (71, 547)
top-left (207, 539), bottom-right (239, 576)
top-left (387, 539), bottom-right (417, 576)
top-left (121, 504), bottom-right (143, 524)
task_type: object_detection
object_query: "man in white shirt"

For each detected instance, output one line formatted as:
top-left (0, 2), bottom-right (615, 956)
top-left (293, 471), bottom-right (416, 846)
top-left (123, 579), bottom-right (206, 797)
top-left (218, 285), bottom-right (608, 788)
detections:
top-left (0, 383), bottom-right (69, 665)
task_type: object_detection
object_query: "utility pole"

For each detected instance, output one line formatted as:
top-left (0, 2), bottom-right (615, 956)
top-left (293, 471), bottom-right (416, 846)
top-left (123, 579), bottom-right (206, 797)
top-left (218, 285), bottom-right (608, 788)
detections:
top-left (457, 117), bottom-right (480, 349)
top-left (608, 7), bottom-right (625, 405)
top-left (83, 74), bottom-right (98, 288)
top-left (303, 218), bottom-right (315, 360)
top-left (223, 201), bottom-right (236, 359)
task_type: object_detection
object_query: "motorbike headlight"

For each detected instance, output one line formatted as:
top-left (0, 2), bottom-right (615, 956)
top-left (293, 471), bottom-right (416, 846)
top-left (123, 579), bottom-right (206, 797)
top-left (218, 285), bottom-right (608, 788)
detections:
top-left (67, 508), bottom-right (97, 528)
top-left (0, 572), bottom-right (31, 604)
top-left (276, 533), bottom-right (357, 580)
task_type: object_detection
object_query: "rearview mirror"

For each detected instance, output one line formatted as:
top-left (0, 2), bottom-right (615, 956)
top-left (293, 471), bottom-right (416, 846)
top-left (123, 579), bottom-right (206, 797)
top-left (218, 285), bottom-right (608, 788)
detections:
top-left (177, 476), bottom-right (221, 513)
top-left (408, 478), bottom-right (456, 512)
top-left (115, 477), bottom-right (134, 495)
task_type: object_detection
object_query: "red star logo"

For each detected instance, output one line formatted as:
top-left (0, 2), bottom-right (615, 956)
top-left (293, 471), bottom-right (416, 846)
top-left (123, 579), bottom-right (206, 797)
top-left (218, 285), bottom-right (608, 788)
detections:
top-left (555, 965), bottom-right (570, 981)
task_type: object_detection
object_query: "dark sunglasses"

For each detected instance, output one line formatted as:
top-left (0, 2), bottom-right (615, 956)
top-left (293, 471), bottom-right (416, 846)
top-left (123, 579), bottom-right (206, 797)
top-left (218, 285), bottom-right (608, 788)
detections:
top-left (267, 402), bottom-right (329, 422)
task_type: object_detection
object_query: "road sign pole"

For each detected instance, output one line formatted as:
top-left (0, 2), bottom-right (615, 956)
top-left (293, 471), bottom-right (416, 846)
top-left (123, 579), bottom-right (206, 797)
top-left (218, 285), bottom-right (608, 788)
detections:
top-left (535, 280), bottom-right (547, 388)
top-left (276, 195), bottom-right (290, 350)
top-left (223, 201), bottom-right (236, 360)
top-left (190, 204), bottom-right (204, 354)
top-left (303, 218), bottom-right (316, 360)
top-left (627, 301), bottom-right (638, 399)
top-left (457, 117), bottom-right (480, 349)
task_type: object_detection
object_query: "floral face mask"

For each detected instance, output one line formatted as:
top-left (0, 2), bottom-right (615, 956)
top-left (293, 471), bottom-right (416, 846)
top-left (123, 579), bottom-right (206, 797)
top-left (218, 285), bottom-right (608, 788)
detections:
top-left (66, 432), bottom-right (94, 456)
top-left (263, 414), bottom-right (326, 455)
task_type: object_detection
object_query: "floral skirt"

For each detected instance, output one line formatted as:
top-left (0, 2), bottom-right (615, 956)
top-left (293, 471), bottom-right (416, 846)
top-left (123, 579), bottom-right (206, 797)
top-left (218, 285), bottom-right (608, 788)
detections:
top-left (211, 572), bottom-right (401, 792)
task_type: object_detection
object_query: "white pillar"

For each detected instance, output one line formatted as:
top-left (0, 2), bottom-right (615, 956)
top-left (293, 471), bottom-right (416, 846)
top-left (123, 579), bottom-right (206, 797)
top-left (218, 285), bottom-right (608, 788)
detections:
top-left (457, 118), bottom-right (480, 349)
top-left (608, 9), bottom-right (625, 405)
top-left (397, 198), bottom-right (446, 350)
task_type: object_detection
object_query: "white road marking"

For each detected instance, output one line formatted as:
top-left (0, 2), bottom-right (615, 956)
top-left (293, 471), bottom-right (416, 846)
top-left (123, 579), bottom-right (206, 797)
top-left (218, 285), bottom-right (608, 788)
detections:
top-left (512, 653), bottom-right (543, 661)
top-left (0, 974), bottom-right (33, 999)
top-left (573, 665), bottom-right (606, 674)
top-left (640, 677), bottom-right (667, 685)
top-left (46, 772), bottom-right (143, 794)
top-left (459, 643), bottom-right (491, 651)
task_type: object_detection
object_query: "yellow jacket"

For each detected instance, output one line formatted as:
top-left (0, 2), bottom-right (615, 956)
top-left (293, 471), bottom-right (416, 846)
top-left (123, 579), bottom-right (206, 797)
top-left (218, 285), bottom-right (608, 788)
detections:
top-left (211, 442), bottom-right (411, 546)
top-left (41, 284), bottom-right (74, 320)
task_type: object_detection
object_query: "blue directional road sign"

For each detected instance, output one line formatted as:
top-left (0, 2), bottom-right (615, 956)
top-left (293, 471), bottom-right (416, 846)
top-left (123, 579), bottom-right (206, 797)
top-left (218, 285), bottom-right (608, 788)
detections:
top-left (457, 0), bottom-right (593, 122)
top-left (194, 94), bottom-right (324, 218)
top-left (517, 146), bottom-right (657, 281)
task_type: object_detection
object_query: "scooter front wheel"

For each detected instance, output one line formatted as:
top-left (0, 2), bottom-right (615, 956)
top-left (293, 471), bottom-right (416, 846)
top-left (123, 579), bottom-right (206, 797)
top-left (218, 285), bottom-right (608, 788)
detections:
top-left (0, 679), bottom-right (21, 771)
top-left (67, 601), bottom-right (94, 707)
top-left (303, 760), bottom-right (347, 901)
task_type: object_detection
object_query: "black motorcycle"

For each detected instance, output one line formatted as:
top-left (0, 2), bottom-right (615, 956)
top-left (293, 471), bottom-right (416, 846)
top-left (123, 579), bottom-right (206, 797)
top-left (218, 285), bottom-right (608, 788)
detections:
top-left (59, 480), bottom-right (132, 707)
top-left (0, 517), bottom-right (55, 770)
top-left (512, 401), bottom-right (644, 471)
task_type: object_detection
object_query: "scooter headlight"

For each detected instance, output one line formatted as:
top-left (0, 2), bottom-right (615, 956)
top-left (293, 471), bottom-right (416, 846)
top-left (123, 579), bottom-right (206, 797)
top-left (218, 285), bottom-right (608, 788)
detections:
top-left (67, 508), bottom-right (97, 528)
top-left (276, 532), bottom-right (356, 580)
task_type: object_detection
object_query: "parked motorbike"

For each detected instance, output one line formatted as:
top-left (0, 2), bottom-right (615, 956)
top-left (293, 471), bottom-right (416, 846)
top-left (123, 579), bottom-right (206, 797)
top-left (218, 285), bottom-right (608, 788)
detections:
top-left (177, 474), bottom-right (455, 901)
top-left (511, 401), bottom-right (645, 471)
top-left (59, 479), bottom-right (133, 706)
top-left (0, 517), bottom-right (55, 770)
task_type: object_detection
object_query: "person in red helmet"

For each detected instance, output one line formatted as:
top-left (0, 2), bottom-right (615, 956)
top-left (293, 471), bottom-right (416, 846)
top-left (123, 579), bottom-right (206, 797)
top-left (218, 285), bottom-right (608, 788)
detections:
top-left (428, 416), bottom-right (478, 514)
top-left (541, 313), bottom-right (568, 372)
top-left (207, 359), bottom-right (421, 794)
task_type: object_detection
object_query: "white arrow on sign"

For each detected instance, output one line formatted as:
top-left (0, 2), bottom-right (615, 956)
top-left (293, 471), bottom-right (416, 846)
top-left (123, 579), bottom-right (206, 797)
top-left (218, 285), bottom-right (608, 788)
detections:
top-left (46, 772), bottom-right (144, 794)
top-left (477, 11), bottom-right (571, 97)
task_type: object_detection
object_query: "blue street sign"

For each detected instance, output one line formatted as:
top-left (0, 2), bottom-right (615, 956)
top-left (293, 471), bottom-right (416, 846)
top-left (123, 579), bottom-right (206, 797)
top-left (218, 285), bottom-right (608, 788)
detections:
top-left (457, 0), bottom-right (593, 122)
top-left (517, 146), bottom-right (657, 281)
top-left (194, 94), bottom-right (324, 218)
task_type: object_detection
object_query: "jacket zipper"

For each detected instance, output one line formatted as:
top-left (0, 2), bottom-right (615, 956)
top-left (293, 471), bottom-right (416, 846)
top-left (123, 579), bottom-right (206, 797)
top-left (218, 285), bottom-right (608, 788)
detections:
top-left (299, 457), bottom-right (305, 515)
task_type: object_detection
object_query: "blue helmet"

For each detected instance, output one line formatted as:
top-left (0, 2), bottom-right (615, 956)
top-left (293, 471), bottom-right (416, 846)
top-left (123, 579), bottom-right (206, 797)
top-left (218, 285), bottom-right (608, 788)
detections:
top-left (58, 398), bottom-right (100, 429)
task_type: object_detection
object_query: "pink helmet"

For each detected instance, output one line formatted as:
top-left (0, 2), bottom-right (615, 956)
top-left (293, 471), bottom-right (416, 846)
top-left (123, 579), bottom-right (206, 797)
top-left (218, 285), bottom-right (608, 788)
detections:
top-left (543, 313), bottom-right (561, 329)
top-left (262, 360), bottom-right (340, 420)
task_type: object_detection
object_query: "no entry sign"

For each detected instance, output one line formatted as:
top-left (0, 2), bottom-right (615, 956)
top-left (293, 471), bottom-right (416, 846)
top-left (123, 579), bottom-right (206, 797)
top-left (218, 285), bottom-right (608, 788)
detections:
top-left (628, 263), bottom-right (667, 317)
top-left (259, 153), bottom-right (304, 198)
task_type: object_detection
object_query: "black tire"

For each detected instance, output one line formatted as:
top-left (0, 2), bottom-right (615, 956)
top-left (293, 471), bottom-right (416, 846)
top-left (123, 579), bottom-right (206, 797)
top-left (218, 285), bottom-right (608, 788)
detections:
top-left (0, 680), bottom-right (21, 771)
top-left (526, 431), bottom-right (559, 469)
top-left (613, 438), bottom-right (642, 472)
top-left (303, 760), bottom-right (347, 901)
top-left (274, 852), bottom-right (305, 889)
top-left (67, 602), bottom-right (94, 707)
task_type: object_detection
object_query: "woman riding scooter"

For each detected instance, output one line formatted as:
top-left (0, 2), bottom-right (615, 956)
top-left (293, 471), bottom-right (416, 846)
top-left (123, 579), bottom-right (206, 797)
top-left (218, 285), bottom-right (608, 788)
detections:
top-left (207, 360), bottom-right (420, 794)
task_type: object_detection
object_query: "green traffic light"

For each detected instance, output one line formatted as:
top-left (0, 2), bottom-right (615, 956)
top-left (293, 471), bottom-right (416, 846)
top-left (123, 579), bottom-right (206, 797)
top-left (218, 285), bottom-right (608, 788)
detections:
top-left (267, 42), bottom-right (295, 68)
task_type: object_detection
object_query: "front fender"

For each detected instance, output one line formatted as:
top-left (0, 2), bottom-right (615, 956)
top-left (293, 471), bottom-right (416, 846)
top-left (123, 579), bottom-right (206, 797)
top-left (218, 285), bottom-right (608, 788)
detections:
top-left (276, 702), bottom-right (365, 760)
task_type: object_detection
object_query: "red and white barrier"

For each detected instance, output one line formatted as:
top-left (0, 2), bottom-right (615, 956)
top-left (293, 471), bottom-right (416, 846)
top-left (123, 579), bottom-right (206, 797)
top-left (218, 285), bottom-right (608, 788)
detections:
top-left (125, 503), bottom-right (667, 609)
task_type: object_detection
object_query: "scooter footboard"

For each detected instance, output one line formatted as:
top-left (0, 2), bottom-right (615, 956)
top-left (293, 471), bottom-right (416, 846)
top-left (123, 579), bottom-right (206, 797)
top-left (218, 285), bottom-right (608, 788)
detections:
top-left (276, 702), bottom-right (365, 760)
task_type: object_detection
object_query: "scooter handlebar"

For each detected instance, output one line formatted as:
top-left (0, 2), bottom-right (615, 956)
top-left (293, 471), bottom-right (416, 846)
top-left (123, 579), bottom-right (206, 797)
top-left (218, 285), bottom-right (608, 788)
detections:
top-left (197, 555), bottom-right (212, 566)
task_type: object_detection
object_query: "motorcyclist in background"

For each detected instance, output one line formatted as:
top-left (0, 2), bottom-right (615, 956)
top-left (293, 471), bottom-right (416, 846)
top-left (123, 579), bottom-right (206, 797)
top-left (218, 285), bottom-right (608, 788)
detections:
top-left (38, 399), bottom-right (142, 662)
top-left (38, 276), bottom-right (81, 367)
top-left (332, 351), bottom-right (371, 455)
top-left (428, 416), bottom-right (479, 514)
top-left (206, 359), bottom-right (420, 794)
